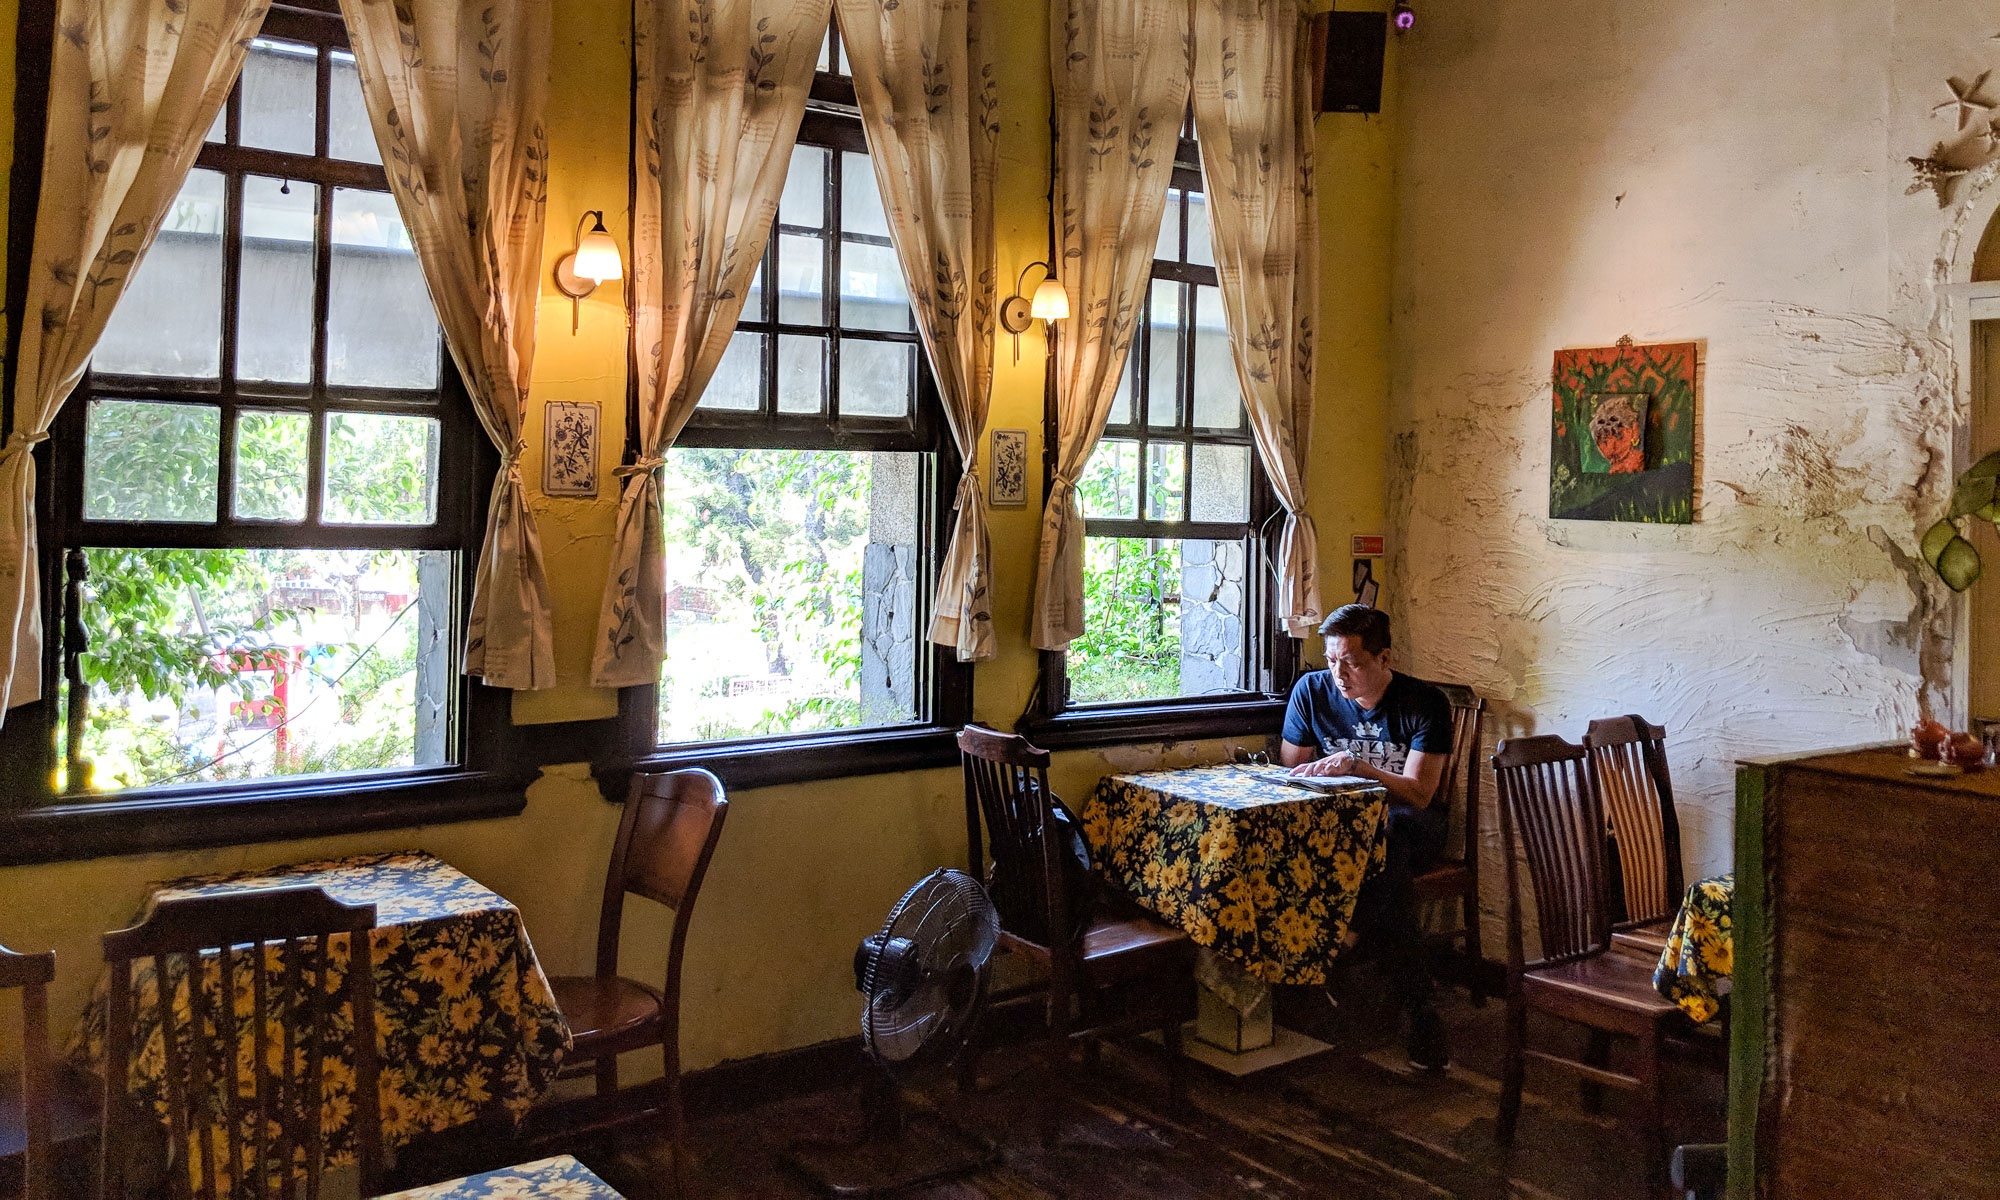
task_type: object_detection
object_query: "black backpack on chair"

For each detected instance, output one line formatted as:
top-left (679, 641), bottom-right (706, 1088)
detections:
top-left (981, 779), bottom-right (1097, 947)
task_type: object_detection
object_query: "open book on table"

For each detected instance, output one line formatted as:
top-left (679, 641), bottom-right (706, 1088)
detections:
top-left (1247, 770), bottom-right (1377, 795)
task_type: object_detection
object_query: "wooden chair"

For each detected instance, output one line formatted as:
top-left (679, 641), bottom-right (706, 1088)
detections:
top-left (97, 886), bottom-right (382, 1200)
top-left (0, 944), bottom-right (55, 1200)
top-left (541, 769), bottom-right (728, 1197)
top-left (956, 727), bottom-right (1194, 1106)
top-left (1412, 682), bottom-right (1488, 1003)
top-left (1492, 735), bottom-right (1691, 1198)
top-left (1582, 716), bottom-right (1685, 965)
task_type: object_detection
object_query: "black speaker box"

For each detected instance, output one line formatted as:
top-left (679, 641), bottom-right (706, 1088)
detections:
top-left (1316, 11), bottom-right (1387, 115)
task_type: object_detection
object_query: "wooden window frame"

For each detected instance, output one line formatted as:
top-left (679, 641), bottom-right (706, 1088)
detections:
top-left (0, 0), bottom-right (615, 865)
top-left (1020, 148), bottom-right (1299, 750)
top-left (606, 54), bottom-right (972, 795)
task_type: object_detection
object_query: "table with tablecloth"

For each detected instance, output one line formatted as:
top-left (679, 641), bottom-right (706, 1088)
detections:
top-left (1653, 873), bottom-right (1734, 1023)
top-left (1081, 764), bottom-right (1391, 987)
top-left (376, 1154), bottom-right (624, 1199)
top-left (68, 850), bottom-right (572, 1189)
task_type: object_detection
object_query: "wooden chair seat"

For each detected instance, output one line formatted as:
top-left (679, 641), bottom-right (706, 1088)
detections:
top-left (1521, 952), bottom-right (1684, 1023)
top-left (548, 975), bottom-right (666, 1049)
top-left (1412, 860), bottom-right (1471, 902)
top-left (1000, 912), bottom-right (1191, 979)
top-left (1610, 918), bottom-right (1673, 963)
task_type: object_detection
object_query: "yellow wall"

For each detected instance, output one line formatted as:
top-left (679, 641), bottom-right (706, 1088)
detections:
top-left (0, 0), bottom-right (1398, 1077)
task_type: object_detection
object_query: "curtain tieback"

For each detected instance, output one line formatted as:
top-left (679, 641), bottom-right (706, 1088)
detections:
top-left (1047, 471), bottom-right (1079, 505)
top-left (0, 430), bottom-right (50, 465)
top-left (614, 455), bottom-right (669, 480)
top-left (952, 468), bottom-right (982, 510)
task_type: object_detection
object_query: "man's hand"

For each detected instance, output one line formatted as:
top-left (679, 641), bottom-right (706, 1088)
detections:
top-left (1292, 751), bottom-right (1364, 778)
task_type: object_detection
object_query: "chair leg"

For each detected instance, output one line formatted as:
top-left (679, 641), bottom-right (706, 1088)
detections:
top-left (1633, 1025), bottom-right (1670, 1200)
top-left (1497, 991), bottom-right (1527, 1146)
top-left (595, 1055), bottom-right (619, 1097)
top-left (957, 1039), bottom-right (983, 1094)
top-left (664, 1069), bottom-right (689, 1200)
top-left (1580, 1029), bottom-right (1612, 1114)
top-left (1463, 891), bottom-right (1487, 1007)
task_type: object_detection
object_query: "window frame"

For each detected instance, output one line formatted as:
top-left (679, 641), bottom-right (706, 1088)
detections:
top-left (1021, 143), bottom-right (1299, 750)
top-left (0, 0), bottom-right (610, 865)
top-left (610, 47), bottom-right (972, 793)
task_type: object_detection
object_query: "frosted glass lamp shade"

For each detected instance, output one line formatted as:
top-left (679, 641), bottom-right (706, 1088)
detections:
top-left (1030, 278), bottom-right (1069, 321)
top-left (572, 229), bottom-right (623, 282)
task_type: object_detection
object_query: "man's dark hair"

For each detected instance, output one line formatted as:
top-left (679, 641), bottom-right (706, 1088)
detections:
top-left (1318, 604), bottom-right (1392, 655)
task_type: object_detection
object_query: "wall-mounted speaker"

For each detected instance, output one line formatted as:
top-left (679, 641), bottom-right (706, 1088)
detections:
top-left (1313, 11), bottom-right (1387, 115)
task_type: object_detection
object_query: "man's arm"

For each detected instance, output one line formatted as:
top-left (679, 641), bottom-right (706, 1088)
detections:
top-left (1279, 740), bottom-right (1317, 768)
top-left (1293, 747), bottom-right (1445, 809)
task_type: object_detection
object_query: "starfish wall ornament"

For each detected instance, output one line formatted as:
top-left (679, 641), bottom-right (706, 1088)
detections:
top-left (1934, 70), bottom-right (1996, 130)
top-left (1908, 143), bottom-right (1971, 207)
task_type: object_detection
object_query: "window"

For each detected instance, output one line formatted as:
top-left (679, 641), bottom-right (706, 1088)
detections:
top-left (1025, 137), bottom-right (1296, 746)
top-left (0, 1), bottom-right (531, 860)
top-left (635, 24), bottom-right (968, 783)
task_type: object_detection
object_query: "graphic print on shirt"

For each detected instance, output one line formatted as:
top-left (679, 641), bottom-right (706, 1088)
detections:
top-left (1324, 719), bottom-right (1409, 774)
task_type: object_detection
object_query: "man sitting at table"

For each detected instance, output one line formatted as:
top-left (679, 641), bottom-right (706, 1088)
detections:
top-left (1280, 603), bottom-right (1453, 1073)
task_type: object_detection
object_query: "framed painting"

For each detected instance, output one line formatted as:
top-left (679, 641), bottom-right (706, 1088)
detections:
top-left (544, 401), bottom-right (599, 497)
top-left (1550, 340), bottom-right (1696, 523)
top-left (990, 429), bottom-right (1028, 507)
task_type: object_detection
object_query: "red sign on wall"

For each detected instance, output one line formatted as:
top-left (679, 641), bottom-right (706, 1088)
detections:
top-left (1351, 535), bottom-right (1385, 557)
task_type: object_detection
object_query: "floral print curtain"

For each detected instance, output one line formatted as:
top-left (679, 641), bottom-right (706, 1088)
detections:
top-left (1191, 0), bottom-right (1322, 636)
top-left (591, 0), bottom-right (831, 688)
top-left (338, 0), bottom-right (558, 688)
top-left (1029, 0), bottom-right (1191, 651)
top-left (833, 0), bottom-right (999, 661)
top-left (0, 0), bottom-right (272, 721)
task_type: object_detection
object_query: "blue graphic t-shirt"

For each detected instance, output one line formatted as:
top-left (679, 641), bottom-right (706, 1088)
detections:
top-left (1281, 670), bottom-right (1453, 803)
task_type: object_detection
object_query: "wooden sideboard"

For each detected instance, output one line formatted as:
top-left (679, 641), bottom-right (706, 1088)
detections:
top-left (1730, 745), bottom-right (2000, 1199)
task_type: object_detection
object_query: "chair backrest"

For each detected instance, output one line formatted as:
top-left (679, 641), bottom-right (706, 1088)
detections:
top-left (1, 944), bottom-right (56, 1200)
top-left (956, 726), bottom-right (1073, 955)
top-left (592, 769), bottom-right (730, 992)
top-left (1426, 682), bottom-right (1487, 861)
top-left (1583, 714), bottom-right (1684, 926)
top-left (98, 886), bottom-right (380, 1200)
top-left (1492, 735), bottom-right (1612, 969)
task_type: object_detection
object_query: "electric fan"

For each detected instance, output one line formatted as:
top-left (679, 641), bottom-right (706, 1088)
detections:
top-left (789, 867), bottom-right (1002, 1196)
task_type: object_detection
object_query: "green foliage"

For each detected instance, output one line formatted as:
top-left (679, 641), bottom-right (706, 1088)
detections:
top-left (1922, 448), bottom-right (2000, 592)
top-left (1070, 537), bottom-right (1181, 703)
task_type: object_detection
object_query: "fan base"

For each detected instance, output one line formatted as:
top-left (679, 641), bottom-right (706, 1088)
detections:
top-left (787, 1110), bottom-right (997, 1197)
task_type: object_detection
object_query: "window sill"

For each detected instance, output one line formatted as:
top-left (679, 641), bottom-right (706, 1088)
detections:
top-left (1018, 695), bottom-right (1288, 751)
top-left (0, 767), bottom-right (533, 866)
top-left (609, 724), bottom-right (963, 796)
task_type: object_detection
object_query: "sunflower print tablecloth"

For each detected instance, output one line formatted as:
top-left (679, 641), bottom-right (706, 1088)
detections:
top-left (1082, 765), bottom-right (1390, 986)
top-left (377, 1154), bottom-right (624, 1198)
top-left (70, 851), bottom-right (572, 1194)
top-left (1653, 873), bottom-right (1733, 1023)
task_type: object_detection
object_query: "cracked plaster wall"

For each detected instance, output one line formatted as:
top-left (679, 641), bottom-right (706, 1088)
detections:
top-left (1388, 0), bottom-right (1985, 942)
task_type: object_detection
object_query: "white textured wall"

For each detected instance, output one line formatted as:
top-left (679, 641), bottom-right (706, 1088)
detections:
top-left (1388, 0), bottom-right (1996, 929)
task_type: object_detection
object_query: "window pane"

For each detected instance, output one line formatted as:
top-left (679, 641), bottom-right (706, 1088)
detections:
top-left (1079, 438), bottom-right (1138, 519)
top-left (841, 151), bottom-right (891, 239)
top-left (94, 169), bottom-right (225, 378)
top-left (84, 400), bottom-right (220, 523)
top-left (1190, 443), bottom-right (1250, 523)
top-left (323, 412), bottom-right (439, 524)
top-left (1108, 353), bottom-right (1135, 427)
top-left (840, 339), bottom-right (912, 418)
top-left (328, 189), bottom-right (439, 389)
top-left (1073, 536), bottom-right (1247, 703)
top-left (1186, 190), bottom-right (1214, 268)
top-left (1147, 280), bottom-right (1182, 427)
top-left (778, 232), bottom-right (825, 324)
top-left (656, 448), bottom-right (922, 743)
top-left (1191, 285), bottom-right (1243, 430)
top-left (779, 145), bottom-right (827, 229)
top-left (699, 332), bottom-right (763, 411)
top-left (1147, 441), bottom-right (1186, 522)
top-left (1155, 188), bottom-right (1183, 262)
top-left (817, 26), bottom-right (833, 73)
top-left (778, 334), bottom-right (825, 414)
top-left (233, 410), bottom-right (310, 521)
top-left (205, 105), bottom-right (225, 144)
top-left (840, 240), bottom-right (912, 332)
top-left (237, 176), bottom-right (317, 384)
top-left (72, 547), bottom-right (454, 793)
top-left (743, 244), bottom-right (768, 321)
top-left (328, 51), bottom-right (382, 165)
top-left (240, 38), bottom-right (317, 155)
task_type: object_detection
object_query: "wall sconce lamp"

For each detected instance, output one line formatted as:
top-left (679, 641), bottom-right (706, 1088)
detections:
top-left (1000, 260), bottom-right (1068, 364)
top-left (554, 210), bottom-right (624, 333)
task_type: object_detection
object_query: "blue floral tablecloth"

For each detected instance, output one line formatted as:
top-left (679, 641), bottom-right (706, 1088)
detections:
top-left (1653, 873), bottom-right (1733, 1023)
top-left (1081, 765), bottom-right (1390, 985)
top-left (378, 1154), bottom-right (624, 1198)
top-left (70, 851), bottom-right (572, 1194)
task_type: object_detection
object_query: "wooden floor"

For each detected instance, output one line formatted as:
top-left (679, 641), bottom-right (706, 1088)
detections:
top-left (548, 980), bottom-right (1727, 1200)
